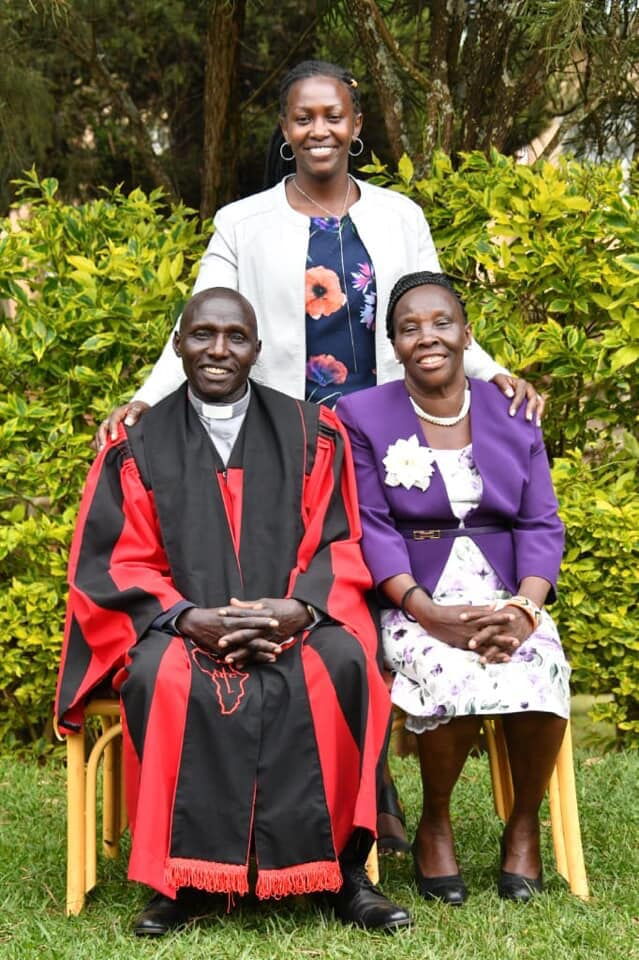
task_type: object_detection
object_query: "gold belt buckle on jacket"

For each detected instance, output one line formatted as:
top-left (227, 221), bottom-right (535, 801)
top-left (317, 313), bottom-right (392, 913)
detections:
top-left (412, 529), bottom-right (441, 540)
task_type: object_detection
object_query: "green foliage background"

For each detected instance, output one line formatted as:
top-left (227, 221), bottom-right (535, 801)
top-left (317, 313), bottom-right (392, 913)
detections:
top-left (0, 157), bottom-right (638, 748)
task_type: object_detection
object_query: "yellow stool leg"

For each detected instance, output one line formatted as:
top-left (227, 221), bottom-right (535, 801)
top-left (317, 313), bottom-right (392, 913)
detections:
top-left (365, 842), bottom-right (379, 885)
top-left (85, 723), bottom-right (123, 894)
top-left (548, 767), bottom-right (568, 880)
top-left (554, 724), bottom-right (589, 899)
top-left (66, 729), bottom-right (87, 916)
top-left (102, 719), bottom-right (121, 859)
top-left (485, 718), bottom-right (514, 821)
top-left (119, 744), bottom-right (128, 836)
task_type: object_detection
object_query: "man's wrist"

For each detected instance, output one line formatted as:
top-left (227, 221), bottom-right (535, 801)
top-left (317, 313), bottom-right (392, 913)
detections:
top-left (176, 607), bottom-right (198, 634)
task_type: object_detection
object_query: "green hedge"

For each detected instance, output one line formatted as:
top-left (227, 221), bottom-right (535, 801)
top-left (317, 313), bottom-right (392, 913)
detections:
top-left (1, 159), bottom-right (638, 748)
top-left (0, 171), bottom-right (207, 750)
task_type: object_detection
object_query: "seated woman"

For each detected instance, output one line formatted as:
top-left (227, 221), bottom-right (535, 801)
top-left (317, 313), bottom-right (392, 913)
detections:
top-left (336, 272), bottom-right (570, 905)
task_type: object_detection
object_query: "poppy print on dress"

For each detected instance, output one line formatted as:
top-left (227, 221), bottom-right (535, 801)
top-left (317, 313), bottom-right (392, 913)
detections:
top-left (305, 267), bottom-right (347, 319)
top-left (306, 354), bottom-right (349, 387)
top-left (304, 215), bottom-right (377, 406)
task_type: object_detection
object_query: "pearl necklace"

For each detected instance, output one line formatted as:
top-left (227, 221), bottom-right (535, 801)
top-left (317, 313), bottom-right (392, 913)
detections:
top-left (409, 389), bottom-right (471, 426)
top-left (291, 175), bottom-right (352, 219)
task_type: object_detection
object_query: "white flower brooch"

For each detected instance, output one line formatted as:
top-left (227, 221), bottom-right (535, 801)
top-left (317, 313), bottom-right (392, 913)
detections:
top-left (382, 435), bottom-right (435, 491)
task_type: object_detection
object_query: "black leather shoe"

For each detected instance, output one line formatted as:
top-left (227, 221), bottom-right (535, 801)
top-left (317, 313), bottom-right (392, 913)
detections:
top-left (412, 845), bottom-right (467, 906)
top-left (498, 834), bottom-right (543, 902)
top-left (377, 780), bottom-right (411, 854)
top-left (330, 864), bottom-right (411, 933)
top-left (133, 890), bottom-right (194, 937)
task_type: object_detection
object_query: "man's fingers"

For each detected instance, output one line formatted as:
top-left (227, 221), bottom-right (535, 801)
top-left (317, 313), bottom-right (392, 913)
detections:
top-left (219, 607), bottom-right (275, 621)
top-left (229, 597), bottom-right (265, 610)
top-left (218, 624), bottom-right (277, 647)
top-left (223, 638), bottom-right (282, 664)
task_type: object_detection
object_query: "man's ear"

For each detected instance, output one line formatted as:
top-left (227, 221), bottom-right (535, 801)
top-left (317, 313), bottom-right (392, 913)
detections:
top-left (464, 325), bottom-right (472, 349)
top-left (255, 339), bottom-right (262, 359)
top-left (173, 329), bottom-right (181, 357)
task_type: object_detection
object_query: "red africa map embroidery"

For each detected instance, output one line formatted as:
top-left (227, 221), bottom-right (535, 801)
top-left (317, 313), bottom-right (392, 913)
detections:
top-left (191, 646), bottom-right (249, 716)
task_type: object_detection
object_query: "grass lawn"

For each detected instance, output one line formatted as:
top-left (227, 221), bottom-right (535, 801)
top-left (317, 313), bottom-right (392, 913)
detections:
top-left (1, 731), bottom-right (638, 960)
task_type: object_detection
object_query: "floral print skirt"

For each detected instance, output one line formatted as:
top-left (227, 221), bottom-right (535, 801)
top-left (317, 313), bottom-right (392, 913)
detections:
top-left (381, 541), bottom-right (571, 734)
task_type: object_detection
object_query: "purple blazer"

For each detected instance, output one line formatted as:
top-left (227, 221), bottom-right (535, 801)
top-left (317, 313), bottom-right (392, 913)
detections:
top-left (336, 378), bottom-right (564, 601)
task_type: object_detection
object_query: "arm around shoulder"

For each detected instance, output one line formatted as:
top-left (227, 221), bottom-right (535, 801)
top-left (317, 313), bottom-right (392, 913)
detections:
top-left (192, 205), bottom-right (240, 294)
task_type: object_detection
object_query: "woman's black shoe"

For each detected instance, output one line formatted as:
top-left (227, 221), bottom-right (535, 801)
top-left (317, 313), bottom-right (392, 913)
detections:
top-left (377, 780), bottom-right (411, 854)
top-left (412, 845), bottom-right (467, 906)
top-left (498, 869), bottom-right (543, 902)
top-left (498, 833), bottom-right (543, 902)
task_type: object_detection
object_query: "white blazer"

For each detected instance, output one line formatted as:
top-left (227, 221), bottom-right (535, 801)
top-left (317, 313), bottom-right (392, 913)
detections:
top-left (134, 178), bottom-right (505, 404)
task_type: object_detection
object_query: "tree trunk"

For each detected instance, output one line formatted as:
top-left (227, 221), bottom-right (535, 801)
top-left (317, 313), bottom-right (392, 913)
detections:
top-left (421, 0), bottom-right (456, 160)
top-left (349, 0), bottom-right (413, 161)
top-left (200, 0), bottom-right (246, 219)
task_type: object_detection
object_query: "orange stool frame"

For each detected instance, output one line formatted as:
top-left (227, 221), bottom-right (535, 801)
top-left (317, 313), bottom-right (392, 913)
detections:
top-left (484, 717), bottom-right (589, 899)
top-left (65, 699), bottom-right (126, 915)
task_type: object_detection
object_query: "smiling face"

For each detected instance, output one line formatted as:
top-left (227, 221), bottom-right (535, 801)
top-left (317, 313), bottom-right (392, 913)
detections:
top-left (391, 284), bottom-right (471, 394)
top-left (173, 291), bottom-right (261, 403)
top-left (280, 75), bottom-right (362, 182)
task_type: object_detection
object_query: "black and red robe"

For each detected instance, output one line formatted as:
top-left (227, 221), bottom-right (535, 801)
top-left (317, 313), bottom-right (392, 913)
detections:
top-left (56, 382), bottom-right (390, 900)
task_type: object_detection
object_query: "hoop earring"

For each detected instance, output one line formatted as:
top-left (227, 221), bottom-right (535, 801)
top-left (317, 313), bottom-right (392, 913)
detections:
top-left (349, 137), bottom-right (364, 157)
top-left (279, 141), bottom-right (295, 161)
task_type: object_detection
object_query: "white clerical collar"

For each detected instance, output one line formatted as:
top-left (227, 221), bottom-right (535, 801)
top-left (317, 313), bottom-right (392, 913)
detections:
top-left (188, 383), bottom-right (251, 420)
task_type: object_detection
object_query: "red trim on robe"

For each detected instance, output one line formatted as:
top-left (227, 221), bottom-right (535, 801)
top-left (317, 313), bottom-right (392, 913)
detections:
top-left (126, 637), bottom-right (191, 898)
top-left (215, 468), bottom-right (244, 561)
top-left (301, 643), bottom-right (362, 854)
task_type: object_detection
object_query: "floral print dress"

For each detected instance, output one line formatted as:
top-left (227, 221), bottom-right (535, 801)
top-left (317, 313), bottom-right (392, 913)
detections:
top-left (382, 445), bottom-right (571, 733)
top-left (304, 215), bottom-right (377, 406)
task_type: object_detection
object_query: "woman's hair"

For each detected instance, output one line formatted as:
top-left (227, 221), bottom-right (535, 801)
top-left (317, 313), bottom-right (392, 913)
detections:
top-left (263, 60), bottom-right (361, 190)
top-left (386, 271), bottom-right (468, 341)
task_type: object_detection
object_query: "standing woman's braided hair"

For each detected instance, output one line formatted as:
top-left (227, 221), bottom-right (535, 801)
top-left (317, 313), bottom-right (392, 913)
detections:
top-left (386, 271), bottom-right (469, 341)
top-left (263, 60), bottom-right (362, 189)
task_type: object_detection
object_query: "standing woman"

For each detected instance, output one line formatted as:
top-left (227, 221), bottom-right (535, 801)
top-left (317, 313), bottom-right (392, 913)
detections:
top-left (97, 60), bottom-right (543, 851)
top-left (100, 60), bottom-right (538, 429)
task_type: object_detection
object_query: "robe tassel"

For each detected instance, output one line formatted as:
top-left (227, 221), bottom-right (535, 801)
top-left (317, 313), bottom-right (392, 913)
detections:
top-left (165, 857), bottom-right (249, 896)
top-left (255, 860), bottom-right (343, 900)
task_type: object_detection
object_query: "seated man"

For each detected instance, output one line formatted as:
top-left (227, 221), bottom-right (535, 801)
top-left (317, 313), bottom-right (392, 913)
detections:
top-left (55, 288), bottom-right (409, 936)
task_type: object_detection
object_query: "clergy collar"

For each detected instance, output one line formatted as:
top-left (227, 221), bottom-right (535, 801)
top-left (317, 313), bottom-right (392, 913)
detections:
top-left (187, 383), bottom-right (251, 421)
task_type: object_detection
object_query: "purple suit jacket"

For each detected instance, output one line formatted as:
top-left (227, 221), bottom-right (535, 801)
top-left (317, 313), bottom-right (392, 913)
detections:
top-left (337, 378), bottom-right (564, 601)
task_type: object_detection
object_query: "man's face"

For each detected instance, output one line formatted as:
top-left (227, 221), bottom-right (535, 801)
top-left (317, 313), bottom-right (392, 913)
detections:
top-left (174, 295), bottom-right (261, 403)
